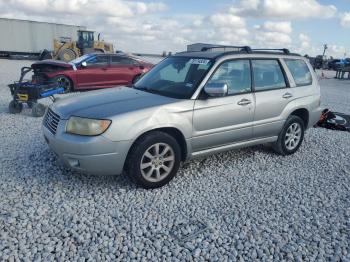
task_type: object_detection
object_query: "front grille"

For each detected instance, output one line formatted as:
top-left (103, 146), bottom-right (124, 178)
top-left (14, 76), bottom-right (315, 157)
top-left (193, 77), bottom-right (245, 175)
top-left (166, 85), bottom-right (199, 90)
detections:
top-left (44, 108), bottom-right (60, 135)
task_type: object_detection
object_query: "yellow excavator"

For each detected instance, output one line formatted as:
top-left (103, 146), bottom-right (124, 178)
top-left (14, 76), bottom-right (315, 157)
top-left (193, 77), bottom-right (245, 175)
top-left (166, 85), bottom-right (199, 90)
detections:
top-left (52, 30), bottom-right (114, 62)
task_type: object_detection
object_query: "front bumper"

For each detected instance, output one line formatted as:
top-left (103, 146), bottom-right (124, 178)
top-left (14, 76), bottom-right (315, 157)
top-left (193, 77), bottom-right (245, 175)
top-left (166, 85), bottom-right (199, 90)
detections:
top-left (42, 120), bottom-right (132, 175)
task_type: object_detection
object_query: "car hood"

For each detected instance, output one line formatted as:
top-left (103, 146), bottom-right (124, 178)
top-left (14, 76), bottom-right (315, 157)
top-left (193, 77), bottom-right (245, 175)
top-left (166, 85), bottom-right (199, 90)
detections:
top-left (32, 60), bottom-right (73, 69)
top-left (51, 87), bottom-right (178, 119)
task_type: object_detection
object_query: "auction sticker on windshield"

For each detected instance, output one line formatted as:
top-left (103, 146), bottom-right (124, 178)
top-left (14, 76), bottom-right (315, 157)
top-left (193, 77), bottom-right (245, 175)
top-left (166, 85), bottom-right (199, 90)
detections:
top-left (189, 59), bottom-right (210, 65)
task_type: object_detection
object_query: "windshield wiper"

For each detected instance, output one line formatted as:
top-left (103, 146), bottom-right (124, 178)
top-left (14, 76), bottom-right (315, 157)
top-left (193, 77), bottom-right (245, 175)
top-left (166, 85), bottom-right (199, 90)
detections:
top-left (134, 86), bottom-right (163, 96)
top-left (133, 85), bottom-right (144, 90)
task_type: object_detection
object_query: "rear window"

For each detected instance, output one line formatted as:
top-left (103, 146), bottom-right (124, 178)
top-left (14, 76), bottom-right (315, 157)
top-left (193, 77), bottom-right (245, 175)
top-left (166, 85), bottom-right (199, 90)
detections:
top-left (285, 59), bottom-right (312, 86)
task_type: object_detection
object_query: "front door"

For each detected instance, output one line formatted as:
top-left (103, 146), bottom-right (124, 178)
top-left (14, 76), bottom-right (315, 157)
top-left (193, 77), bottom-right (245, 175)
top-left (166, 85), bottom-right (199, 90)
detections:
top-left (192, 59), bottom-right (255, 152)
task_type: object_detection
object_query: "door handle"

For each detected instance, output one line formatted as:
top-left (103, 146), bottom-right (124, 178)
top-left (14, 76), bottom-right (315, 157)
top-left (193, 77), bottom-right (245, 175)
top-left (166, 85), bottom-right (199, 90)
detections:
top-left (102, 68), bottom-right (108, 71)
top-left (237, 99), bottom-right (252, 106)
top-left (282, 92), bottom-right (293, 99)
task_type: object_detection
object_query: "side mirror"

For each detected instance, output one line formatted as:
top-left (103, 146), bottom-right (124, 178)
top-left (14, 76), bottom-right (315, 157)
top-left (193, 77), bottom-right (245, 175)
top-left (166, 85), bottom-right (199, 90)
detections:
top-left (204, 82), bottom-right (228, 97)
top-left (139, 65), bottom-right (145, 70)
top-left (81, 61), bottom-right (87, 68)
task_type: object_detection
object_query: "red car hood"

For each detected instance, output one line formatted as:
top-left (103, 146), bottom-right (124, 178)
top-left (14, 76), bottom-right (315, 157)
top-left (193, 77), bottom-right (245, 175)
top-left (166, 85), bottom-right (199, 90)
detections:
top-left (32, 60), bottom-right (73, 69)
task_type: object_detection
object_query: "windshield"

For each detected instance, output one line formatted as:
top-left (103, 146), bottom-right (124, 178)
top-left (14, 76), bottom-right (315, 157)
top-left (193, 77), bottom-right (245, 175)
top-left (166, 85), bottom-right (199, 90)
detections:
top-left (134, 57), bottom-right (213, 99)
top-left (69, 54), bottom-right (94, 65)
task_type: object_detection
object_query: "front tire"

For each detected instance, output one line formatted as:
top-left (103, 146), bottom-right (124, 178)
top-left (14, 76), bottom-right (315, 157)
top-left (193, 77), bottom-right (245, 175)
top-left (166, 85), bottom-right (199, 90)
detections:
top-left (126, 131), bottom-right (181, 189)
top-left (9, 100), bottom-right (23, 114)
top-left (54, 75), bottom-right (72, 93)
top-left (273, 115), bottom-right (305, 156)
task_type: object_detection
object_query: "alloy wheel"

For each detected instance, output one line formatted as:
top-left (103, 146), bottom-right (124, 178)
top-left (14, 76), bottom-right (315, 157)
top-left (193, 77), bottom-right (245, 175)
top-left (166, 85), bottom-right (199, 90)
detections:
top-left (56, 76), bottom-right (71, 92)
top-left (140, 143), bottom-right (175, 183)
top-left (285, 123), bottom-right (302, 151)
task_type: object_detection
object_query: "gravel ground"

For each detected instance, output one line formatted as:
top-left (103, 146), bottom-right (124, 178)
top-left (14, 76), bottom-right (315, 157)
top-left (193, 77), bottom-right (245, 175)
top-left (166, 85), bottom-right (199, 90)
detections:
top-left (0, 60), bottom-right (349, 261)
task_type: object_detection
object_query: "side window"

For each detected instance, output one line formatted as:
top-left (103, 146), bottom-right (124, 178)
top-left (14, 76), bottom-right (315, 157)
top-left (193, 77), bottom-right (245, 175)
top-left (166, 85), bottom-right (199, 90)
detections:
top-left (111, 56), bottom-right (138, 65)
top-left (285, 59), bottom-right (312, 86)
top-left (111, 56), bottom-right (122, 65)
top-left (85, 55), bottom-right (109, 67)
top-left (252, 60), bottom-right (287, 91)
top-left (208, 60), bottom-right (251, 95)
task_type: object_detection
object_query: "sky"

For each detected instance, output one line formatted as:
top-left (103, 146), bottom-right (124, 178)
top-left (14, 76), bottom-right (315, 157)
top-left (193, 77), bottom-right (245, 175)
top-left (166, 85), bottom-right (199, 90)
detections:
top-left (0, 0), bottom-right (349, 57)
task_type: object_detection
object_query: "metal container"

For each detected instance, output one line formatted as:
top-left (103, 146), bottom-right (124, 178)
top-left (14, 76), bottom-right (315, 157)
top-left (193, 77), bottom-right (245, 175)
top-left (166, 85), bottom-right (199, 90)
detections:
top-left (0, 18), bottom-right (86, 54)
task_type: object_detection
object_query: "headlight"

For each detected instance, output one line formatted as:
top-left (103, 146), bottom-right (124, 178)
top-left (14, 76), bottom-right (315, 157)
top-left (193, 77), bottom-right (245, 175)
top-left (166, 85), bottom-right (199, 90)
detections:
top-left (66, 116), bottom-right (111, 136)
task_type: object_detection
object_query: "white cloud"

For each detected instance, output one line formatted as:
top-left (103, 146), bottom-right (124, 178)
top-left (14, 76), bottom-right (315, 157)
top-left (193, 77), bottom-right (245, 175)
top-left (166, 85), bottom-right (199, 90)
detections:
top-left (327, 45), bottom-right (347, 58)
top-left (340, 12), bottom-right (350, 27)
top-left (254, 31), bottom-right (292, 47)
top-left (0, 0), bottom-right (166, 18)
top-left (262, 21), bottom-right (292, 34)
top-left (299, 33), bottom-right (311, 49)
top-left (231, 0), bottom-right (337, 19)
top-left (210, 13), bottom-right (246, 28)
top-left (0, 0), bottom-right (345, 57)
top-left (294, 35), bottom-right (348, 58)
top-left (251, 21), bottom-right (293, 48)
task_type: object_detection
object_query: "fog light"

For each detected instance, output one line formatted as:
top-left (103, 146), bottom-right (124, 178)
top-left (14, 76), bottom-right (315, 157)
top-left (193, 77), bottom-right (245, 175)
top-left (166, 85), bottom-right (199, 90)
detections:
top-left (68, 158), bottom-right (80, 168)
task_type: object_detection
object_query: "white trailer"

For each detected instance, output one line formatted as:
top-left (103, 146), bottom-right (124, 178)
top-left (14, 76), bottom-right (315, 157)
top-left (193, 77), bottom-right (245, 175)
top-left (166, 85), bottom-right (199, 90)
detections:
top-left (0, 18), bottom-right (86, 57)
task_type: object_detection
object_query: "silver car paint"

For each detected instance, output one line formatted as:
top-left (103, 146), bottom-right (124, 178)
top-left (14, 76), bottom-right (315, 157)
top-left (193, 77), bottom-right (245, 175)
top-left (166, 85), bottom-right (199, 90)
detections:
top-left (43, 53), bottom-right (322, 175)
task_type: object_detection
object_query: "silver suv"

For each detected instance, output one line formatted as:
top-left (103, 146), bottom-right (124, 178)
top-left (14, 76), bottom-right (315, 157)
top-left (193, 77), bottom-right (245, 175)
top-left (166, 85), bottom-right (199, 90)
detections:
top-left (42, 46), bottom-right (322, 188)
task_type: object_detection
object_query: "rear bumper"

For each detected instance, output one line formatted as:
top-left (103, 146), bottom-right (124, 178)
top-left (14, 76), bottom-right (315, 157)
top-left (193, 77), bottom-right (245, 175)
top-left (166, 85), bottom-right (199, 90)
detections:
top-left (42, 122), bottom-right (132, 175)
top-left (308, 106), bottom-right (323, 129)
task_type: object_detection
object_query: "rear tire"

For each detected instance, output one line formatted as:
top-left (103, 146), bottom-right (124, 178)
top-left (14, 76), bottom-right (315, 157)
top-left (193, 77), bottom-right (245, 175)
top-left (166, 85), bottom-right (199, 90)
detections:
top-left (126, 131), bottom-right (181, 189)
top-left (9, 100), bottom-right (23, 114)
top-left (273, 115), bottom-right (305, 156)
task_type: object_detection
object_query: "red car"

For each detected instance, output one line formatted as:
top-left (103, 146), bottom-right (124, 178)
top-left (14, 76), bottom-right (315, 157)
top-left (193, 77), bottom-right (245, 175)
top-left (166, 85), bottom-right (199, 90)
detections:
top-left (31, 53), bottom-right (153, 92)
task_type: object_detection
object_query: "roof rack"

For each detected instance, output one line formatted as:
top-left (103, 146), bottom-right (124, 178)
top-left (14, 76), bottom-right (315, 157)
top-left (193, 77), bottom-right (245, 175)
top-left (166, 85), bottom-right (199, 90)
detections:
top-left (201, 45), bottom-right (252, 53)
top-left (251, 48), bottom-right (291, 55)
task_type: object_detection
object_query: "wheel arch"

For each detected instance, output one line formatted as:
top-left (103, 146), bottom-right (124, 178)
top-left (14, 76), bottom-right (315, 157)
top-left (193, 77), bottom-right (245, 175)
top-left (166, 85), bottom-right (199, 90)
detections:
top-left (124, 127), bottom-right (188, 171)
top-left (290, 108), bottom-right (309, 128)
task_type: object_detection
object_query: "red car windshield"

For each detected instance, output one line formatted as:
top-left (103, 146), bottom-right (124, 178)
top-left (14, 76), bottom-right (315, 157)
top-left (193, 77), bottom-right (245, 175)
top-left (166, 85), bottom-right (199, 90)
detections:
top-left (70, 54), bottom-right (94, 65)
top-left (134, 57), bottom-right (213, 99)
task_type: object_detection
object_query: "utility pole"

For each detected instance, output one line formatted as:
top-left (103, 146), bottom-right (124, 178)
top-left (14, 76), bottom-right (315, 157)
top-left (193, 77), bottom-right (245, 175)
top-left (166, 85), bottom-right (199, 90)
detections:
top-left (321, 44), bottom-right (328, 70)
top-left (322, 44), bottom-right (328, 57)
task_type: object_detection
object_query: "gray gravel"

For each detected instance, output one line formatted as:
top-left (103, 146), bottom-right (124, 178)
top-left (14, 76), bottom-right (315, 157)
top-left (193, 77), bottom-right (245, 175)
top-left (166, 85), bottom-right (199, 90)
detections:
top-left (0, 60), bottom-right (349, 261)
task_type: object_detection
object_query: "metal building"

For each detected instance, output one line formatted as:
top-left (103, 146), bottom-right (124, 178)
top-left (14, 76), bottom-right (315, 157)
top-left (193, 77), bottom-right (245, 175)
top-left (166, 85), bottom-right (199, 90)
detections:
top-left (0, 18), bottom-right (86, 55)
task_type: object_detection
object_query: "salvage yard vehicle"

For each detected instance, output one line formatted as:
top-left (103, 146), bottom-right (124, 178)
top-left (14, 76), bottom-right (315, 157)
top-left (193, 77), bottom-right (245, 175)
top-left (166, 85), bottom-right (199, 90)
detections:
top-left (327, 59), bottom-right (341, 70)
top-left (32, 53), bottom-right (153, 92)
top-left (42, 46), bottom-right (322, 189)
top-left (8, 66), bottom-right (64, 117)
top-left (52, 30), bottom-right (114, 62)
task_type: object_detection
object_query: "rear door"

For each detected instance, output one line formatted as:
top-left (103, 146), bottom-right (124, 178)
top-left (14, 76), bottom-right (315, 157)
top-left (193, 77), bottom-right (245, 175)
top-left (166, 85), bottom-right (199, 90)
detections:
top-left (108, 56), bottom-right (142, 86)
top-left (252, 59), bottom-right (293, 138)
top-left (192, 59), bottom-right (255, 151)
top-left (283, 58), bottom-right (314, 99)
top-left (76, 55), bottom-right (110, 89)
